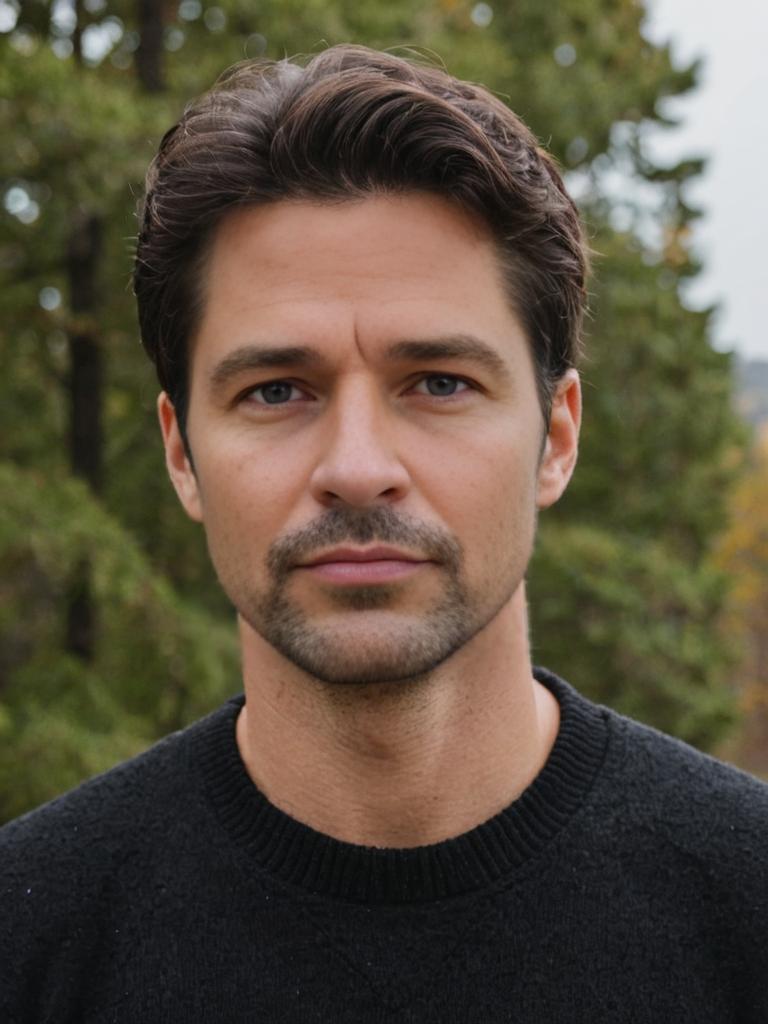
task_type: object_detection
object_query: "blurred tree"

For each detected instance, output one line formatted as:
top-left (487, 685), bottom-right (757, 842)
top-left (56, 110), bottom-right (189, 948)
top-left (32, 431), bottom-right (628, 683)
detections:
top-left (0, 461), bottom-right (239, 822)
top-left (528, 180), bottom-right (744, 740)
top-left (0, 0), bottom-right (745, 820)
top-left (712, 430), bottom-right (768, 776)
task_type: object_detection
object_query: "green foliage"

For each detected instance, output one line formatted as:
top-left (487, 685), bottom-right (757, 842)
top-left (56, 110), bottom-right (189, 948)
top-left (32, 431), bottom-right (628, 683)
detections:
top-left (0, 462), bottom-right (238, 822)
top-left (529, 524), bottom-right (738, 750)
top-left (563, 225), bottom-right (743, 557)
top-left (0, 0), bottom-right (745, 822)
top-left (527, 220), bottom-right (744, 743)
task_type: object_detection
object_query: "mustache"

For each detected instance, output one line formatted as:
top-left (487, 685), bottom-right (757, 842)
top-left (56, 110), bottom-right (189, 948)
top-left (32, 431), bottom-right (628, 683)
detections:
top-left (266, 507), bottom-right (463, 578)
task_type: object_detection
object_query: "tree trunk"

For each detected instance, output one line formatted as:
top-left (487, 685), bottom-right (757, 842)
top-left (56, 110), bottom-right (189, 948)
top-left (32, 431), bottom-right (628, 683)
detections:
top-left (135, 0), bottom-right (165, 93)
top-left (72, 0), bottom-right (84, 67)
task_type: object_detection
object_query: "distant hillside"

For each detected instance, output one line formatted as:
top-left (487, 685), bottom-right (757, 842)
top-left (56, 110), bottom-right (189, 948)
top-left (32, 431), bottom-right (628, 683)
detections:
top-left (735, 358), bottom-right (768, 429)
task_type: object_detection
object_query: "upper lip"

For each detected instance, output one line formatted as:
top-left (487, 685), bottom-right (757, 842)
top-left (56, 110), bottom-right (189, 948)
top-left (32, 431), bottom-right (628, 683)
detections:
top-left (299, 546), bottom-right (428, 567)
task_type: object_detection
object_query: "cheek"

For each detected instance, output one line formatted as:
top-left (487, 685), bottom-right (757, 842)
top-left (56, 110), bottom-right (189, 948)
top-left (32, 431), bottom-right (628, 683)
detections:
top-left (422, 433), bottom-right (539, 556)
top-left (193, 445), bottom-right (295, 559)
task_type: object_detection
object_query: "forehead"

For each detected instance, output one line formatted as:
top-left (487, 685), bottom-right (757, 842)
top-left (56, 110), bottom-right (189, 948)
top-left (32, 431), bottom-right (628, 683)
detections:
top-left (192, 193), bottom-right (533, 377)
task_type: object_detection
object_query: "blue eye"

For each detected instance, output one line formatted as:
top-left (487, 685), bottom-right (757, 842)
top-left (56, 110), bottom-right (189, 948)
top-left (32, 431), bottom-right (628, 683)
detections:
top-left (251, 381), bottom-right (300, 404)
top-left (416, 375), bottom-right (469, 397)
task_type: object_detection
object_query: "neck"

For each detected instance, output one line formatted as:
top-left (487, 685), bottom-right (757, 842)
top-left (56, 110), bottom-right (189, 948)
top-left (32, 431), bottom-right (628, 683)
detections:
top-left (235, 588), bottom-right (559, 848)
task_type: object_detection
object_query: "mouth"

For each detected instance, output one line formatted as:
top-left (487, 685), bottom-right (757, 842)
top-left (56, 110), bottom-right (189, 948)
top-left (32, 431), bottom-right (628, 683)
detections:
top-left (296, 546), bottom-right (432, 585)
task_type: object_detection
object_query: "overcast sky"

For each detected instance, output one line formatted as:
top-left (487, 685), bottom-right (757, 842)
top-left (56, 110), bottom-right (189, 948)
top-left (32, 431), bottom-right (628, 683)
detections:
top-left (642, 0), bottom-right (768, 361)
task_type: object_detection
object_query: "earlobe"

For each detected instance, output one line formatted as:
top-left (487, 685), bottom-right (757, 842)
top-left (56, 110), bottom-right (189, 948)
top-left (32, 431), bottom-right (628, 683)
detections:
top-left (157, 392), bottom-right (203, 522)
top-left (536, 370), bottom-right (581, 510)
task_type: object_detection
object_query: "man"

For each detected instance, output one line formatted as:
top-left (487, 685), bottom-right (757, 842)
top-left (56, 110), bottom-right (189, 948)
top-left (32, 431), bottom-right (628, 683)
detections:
top-left (2, 45), bottom-right (767, 1022)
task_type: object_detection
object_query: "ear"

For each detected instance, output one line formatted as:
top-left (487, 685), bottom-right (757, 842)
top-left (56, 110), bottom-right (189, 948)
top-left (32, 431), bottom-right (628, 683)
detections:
top-left (157, 392), bottom-right (203, 522)
top-left (536, 370), bottom-right (581, 510)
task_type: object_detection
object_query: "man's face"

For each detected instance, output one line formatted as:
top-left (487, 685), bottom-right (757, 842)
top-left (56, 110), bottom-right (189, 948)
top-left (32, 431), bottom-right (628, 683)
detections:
top-left (160, 194), bottom-right (579, 684)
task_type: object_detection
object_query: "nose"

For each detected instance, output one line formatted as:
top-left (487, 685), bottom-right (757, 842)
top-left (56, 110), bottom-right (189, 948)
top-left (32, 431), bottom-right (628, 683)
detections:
top-left (309, 380), bottom-right (412, 509)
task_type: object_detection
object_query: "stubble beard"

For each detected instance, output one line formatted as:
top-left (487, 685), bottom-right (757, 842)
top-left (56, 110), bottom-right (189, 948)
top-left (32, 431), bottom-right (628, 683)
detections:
top-left (226, 507), bottom-right (521, 687)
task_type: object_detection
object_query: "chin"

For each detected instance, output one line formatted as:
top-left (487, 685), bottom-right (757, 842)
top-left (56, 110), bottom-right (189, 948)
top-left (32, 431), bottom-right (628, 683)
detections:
top-left (246, 597), bottom-right (490, 686)
top-left (273, 624), bottom-right (459, 685)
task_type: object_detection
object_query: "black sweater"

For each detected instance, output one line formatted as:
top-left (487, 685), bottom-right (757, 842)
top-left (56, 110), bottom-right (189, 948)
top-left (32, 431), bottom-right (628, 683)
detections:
top-left (2, 669), bottom-right (767, 1022)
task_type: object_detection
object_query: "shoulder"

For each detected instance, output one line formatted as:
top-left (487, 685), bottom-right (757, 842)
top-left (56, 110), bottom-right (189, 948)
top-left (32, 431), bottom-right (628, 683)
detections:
top-left (0, 698), bottom-right (239, 899)
top-left (538, 667), bottom-right (768, 860)
top-left (599, 706), bottom-right (768, 882)
top-left (3, 722), bottom-right (184, 856)
top-left (0, 699), bottom-right (240, 1017)
top-left (607, 707), bottom-right (768, 811)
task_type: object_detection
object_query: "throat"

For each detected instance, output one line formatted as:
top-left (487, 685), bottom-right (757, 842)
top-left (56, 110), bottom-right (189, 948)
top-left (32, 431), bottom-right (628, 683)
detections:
top-left (235, 666), bottom-right (558, 849)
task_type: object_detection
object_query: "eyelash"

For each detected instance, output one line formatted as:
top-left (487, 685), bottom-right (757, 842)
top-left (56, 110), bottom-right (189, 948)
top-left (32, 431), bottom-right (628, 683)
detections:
top-left (243, 373), bottom-right (474, 407)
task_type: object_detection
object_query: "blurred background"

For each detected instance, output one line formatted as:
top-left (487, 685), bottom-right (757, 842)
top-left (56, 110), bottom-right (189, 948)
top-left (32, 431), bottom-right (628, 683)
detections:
top-left (1, 0), bottom-right (767, 823)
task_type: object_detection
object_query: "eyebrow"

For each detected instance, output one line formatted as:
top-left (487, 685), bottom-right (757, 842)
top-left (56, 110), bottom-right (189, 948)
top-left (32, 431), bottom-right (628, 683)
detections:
top-left (385, 335), bottom-right (510, 379)
top-left (209, 345), bottom-right (322, 392)
top-left (208, 333), bottom-right (511, 393)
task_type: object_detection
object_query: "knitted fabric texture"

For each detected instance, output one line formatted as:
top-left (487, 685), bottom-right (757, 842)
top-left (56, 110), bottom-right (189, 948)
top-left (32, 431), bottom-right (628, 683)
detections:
top-left (2, 668), bottom-right (767, 1022)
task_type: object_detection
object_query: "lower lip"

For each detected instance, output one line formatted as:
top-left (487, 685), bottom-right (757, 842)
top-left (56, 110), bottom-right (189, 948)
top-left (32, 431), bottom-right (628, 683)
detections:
top-left (299, 560), bottom-right (428, 585)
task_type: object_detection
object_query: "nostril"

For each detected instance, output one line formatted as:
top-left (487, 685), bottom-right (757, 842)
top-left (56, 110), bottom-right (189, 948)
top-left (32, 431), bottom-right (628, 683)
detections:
top-left (310, 450), bottom-right (412, 508)
top-left (321, 483), bottom-right (402, 507)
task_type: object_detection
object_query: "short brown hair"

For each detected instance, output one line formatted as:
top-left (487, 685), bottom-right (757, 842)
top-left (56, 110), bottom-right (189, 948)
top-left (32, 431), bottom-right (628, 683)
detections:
top-left (135, 45), bottom-right (588, 441)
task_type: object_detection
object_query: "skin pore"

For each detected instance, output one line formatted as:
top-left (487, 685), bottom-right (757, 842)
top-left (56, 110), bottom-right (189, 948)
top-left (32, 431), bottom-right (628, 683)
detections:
top-left (159, 193), bottom-right (581, 848)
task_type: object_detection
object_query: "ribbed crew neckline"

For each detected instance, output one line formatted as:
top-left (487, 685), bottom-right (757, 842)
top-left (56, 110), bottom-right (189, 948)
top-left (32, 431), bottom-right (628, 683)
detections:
top-left (194, 668), bottom-right (608, 904)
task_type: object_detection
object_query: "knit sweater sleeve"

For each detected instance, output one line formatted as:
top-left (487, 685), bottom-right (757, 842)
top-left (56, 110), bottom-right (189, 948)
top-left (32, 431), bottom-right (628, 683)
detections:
top-left (1, 800), bottom-right (107, 1021)
top-left (607, 712), bottom-right (768, 1021)
top-left (0, 727), bottom-right (193, 1024)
